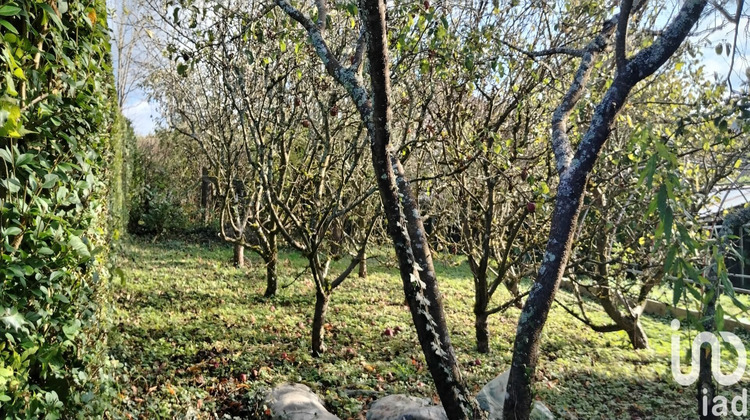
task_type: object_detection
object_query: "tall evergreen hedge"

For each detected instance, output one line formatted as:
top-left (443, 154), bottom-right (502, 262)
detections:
top-left (0, 0), bottom-right (124, 417)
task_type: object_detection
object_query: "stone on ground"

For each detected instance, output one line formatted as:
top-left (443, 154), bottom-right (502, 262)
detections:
top-left (476, 370), bottom-right (554, 420)
top-left (265, 383), bottom-right (340, 420)
top-left (365, 394), bottom-right (448, 420)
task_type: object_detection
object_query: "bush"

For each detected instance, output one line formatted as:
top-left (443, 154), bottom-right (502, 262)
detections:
top-left (127, 131), bottom-right (205, 237)
top-left (0, 0), bottom-right (122, 417)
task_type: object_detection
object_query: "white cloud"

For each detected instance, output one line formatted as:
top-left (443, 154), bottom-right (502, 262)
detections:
top-left (122, 99), bottom-right (159, 136)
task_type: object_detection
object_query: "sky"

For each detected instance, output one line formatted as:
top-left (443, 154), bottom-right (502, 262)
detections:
top-left (118, 3), bottom-right (749, 137)
top-left (123, 93), bottom-right (158, 136)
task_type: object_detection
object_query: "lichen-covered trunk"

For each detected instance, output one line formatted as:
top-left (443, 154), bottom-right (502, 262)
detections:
top-left (233, 243), bottom-right (244, 268)
top-left (504, 173), bottom-right (586, 419)
top-left (504, 2), bottom-right (707, 414)
top-left (311, 290), bottom-right (329, 357)
top-left (360, 0), bottom-right (481, 417)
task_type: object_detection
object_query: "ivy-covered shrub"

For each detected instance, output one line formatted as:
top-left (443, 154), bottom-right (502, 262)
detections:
top-left (0, 0), bottom-right (122, 417)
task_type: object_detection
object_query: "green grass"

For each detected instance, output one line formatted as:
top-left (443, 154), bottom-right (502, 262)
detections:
top-left (109, 238), bottom-right (750, 419)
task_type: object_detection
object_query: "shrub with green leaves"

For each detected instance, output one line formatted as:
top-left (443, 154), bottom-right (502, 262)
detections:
top-left (0, 0), bottom-right (122, 417)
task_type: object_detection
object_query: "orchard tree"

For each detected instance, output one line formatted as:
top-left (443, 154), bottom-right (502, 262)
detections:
top-left (143, 0), bottom-right (306, 296)
top-left (274, 0), bottom-right (484, 416)
top-left (504, 1), bottom-right (715, 418)
top-left (561, 69), bottom-right (750, 350)
top-left (258, 82), bottom-right (379, 356)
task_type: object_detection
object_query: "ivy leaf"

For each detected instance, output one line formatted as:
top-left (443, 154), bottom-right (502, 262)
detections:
top-left (1, 310), bottom-right (27, 333)
top-left (68, 236), bottom-right (90, 258)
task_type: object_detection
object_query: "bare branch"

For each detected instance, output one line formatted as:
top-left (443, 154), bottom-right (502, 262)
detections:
top-left (350, 26), bottom-right (367, 74)
top-left (315, 0), bottom-right (327, 31)
top-left (551, 15), bottom-right (618, 174)
top-left (554, 298), bottom-right (624, 332)
top-left (498, 38), bottom-right (585, 58)
top-left (274, 0), bottom-right (370, 114)
top-left (616, 0), bottom-right (633, 72)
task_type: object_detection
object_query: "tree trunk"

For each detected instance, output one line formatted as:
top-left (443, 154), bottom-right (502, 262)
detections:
top-left (359, 252), bottom-right (367, 278)
top-left (311, 290), bottom-right (329, 357)
top-left (597, 292), bottom-right (650, 350)
top-left (264, 253), bottom-right (278, 298)
top-left (504, 175), bottom-right (586, 419)
top-left (360, 1), bottom-right (481, 417)
top-left (200, 167), bottom-right (210, 225)
top-left (698, 303), bottom-right (717, 420)
top-left (474, 268), bottom-right (490, 354)
top-left (233, 242), bottom-right (244, 268)
top-left (475, 312), bottom-right (489, 354)
top-left (504, 4), bottom-right (707, 417)
top-left (624, 316), bottom-right (649, 350)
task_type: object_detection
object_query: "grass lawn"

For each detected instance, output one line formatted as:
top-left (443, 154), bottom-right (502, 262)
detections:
top-left (108, 238), bottom-right (750, 419)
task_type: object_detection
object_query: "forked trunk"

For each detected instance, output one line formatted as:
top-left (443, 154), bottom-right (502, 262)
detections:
top-left (504, 3), bottom-right (707, 416)
top-left (624, 316), bottom-right (649, 350)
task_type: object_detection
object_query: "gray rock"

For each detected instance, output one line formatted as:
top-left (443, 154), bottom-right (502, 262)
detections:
top-left (366, 395), bottom-right (448, 420)
top-left (266, 383), bottom-right (340, 420)
top-left (530, 401), bottom-right (554, 420)
top-left (475, 370), bottom-right (554, 420)
top-left (476, 370), bottom-right (510, 415)
top-left (363, 370), bottom-right (553, 420)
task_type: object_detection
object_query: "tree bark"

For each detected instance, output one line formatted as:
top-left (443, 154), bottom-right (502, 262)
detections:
top-left (504, 3), bottom-right (708, 418)
top-left (233, 242), bottom-right (244, 268)
top-left (264, 250), bottom-right (278, 298)
top-left (200, 167), bottom-right (210, 225)
top-left (361, 0), bottom-right (481, 417)
top-left (311, 289), bottom-right (329, 357)
top-left (475, 311), bottom-right (489, 354)
top-left (473, 267), bottom-right (490, 354)
top-left (624, 316), bottom-right (649, 350)
top-left (596, 289), bottom-right (650, 350)
top-left (359, 252), bottom-right (367, 278)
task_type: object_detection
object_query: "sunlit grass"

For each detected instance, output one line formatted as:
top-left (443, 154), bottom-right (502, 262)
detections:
top-left (109, 238), bottom-right (750, 419)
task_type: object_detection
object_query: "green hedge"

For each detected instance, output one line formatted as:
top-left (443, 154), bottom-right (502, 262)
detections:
top-left (0, 0), bottom-right (122, 417)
